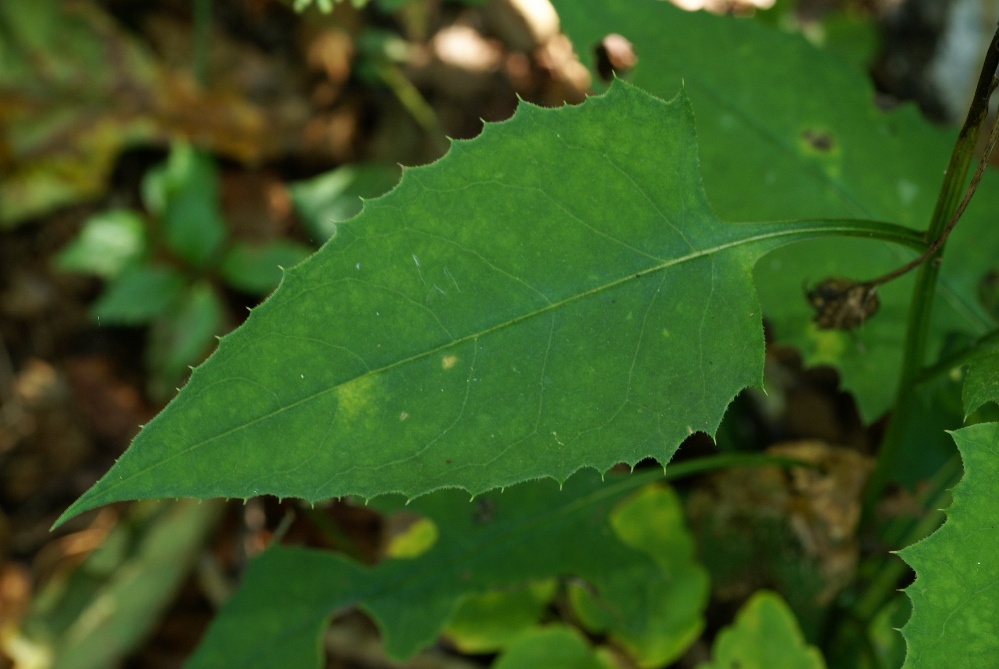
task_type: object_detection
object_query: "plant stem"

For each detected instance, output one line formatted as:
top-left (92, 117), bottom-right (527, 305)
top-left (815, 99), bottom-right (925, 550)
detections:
top-left (862, 105), bottom-right (999, 289)
top-left (375, 63), bottom-right (449, 155)
top-left (852, 456), bottom-right (959, 622)
top-left (757, 218), bottom-right (927, 251)
top-left (192, 0), bottom-right (212, 87)
top-left (862, 26), bottom-right (999, 518)
top-left (915, 327), bottom-right (999, 387)
top-left (660, 452), bottom-right (818, 481)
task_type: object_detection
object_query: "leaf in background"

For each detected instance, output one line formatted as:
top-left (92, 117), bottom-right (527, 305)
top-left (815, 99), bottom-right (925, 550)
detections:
top-left (0, 0), bottom-right (267, 227)
top-left (551, 0), bottom-right (999, 421)
top-left (569, 485), bottom-right (708, 667)
top-left (287, 163), bottom-right (402, 244)
top-left (2, 500), bottom-right (223, 669)
top-left (146, 281), bottom-right (226, 401)
top-left (53, 209), bottom-right (147, 279)
top-left (90, 265), bottom-right (186, 326)
top-left (491, 627), bottom-right (611, 669)
top-left (218, 240), bottom-right (313, 295)
top-left (142, 143), bottom-right (227, 268)
top-left (868, 596), bottom-right (909, 669)
top-left (900, 423), bottom-right (999, 668)
top-left (697, 590), bottom-right (825, 669)
top-left (185, 471), bottom-right (698, 668)
top-left (962, 341), bottom-right (999, 417)
top-left (444, 581), bottom-right (556, 654)
top-left (58, 81), bottom-right (923, 521)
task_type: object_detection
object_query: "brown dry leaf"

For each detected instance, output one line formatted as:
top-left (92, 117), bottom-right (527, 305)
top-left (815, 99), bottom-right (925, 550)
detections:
top-left (687, 441), bottom-right (872, 607)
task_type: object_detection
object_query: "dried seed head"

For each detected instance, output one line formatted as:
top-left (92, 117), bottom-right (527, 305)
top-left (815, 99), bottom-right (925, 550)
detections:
top-left (806, 278), bottom-right (879, 330)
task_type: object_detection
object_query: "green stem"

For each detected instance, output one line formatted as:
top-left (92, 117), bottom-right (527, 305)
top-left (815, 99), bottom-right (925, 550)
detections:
top-left (192, 0), bottom-right (212, 87)
top-left (660, 452), bottom-right (818, 481)
top-left (376, 62), bottom-right (449, 155)
top-left (296, 502), bottom-right (366, 562)
top-left (861, 28), bottom-right (999, 518)
top-left (915, 327), bottom-right (999, 387)
top-left (751, 218), bottom-right (927, 251)
top-left (852, 456), bottom-right (959, 622)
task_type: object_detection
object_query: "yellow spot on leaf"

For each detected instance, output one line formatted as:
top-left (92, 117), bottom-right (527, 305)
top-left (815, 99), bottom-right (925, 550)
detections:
top-left (336, 375), bottom-right (377, 423)
top-left (442, 355), bottom-right (458, 370)
top-left (385, 517), bottom-right (439, 558)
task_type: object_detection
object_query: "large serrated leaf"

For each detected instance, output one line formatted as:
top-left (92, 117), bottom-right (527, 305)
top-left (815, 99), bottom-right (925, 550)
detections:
top-left (552, 1), bottom-right (999, 421)
top-left (58, 80), bottom-right (922, 522)
top-left (899, 423), bottom-right (999, 668)
top-left (187, 470), bottom-right (694, 668)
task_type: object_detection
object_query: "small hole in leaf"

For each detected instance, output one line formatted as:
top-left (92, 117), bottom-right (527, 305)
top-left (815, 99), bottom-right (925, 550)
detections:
top-left (802, 128), bottom-right (835, 152)
top-left (594, 34), bottom-right (637, 81)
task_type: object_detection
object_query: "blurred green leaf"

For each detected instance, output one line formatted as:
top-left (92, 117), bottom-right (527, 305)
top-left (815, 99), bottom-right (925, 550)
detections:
top-left (491, 627), bottom-right (609, 669)
top-left (869, 596), bottom-right (909, 669)
top-left (893, 371), bottom-right (962, 487)
top-left (821, 13), bottom-right (880, 72)
top-left (142, 143), bottom-right (227, 268)
top-left (218, 240), bottom-right (312, 295)
top-left (54, 209), bottom-right (147, 279)
top-left (697, 591), bottom-right (825, 669)
top-left (288, 163), bottom-right (401, 244)
top-left (90, 265), bottom-right (186, 325)
top-left (963, 341), bottom-right (999, 417)
top-left (147, 281), bottom-right (226, 400)
top-left (4, 500), bottom-right (223, 669)
top-left (445, 581), bottom-right (556, 654)
top-left (900, 423), bottom-right (999, 668)
top-left (569, 485), bottom-right (708, 668)
top-left (185, 470), bottom-right (703, 668)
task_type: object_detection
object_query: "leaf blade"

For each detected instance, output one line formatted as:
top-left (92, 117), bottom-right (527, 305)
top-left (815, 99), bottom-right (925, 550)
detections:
top-left (58, 81), bottom-right (919, 524)
top-left (900, 423), bottom-right (999, 668)
top-left (552, 0), bottom-right (999, 420)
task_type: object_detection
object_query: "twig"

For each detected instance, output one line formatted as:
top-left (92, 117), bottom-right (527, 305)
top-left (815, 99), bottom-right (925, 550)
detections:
top-left (862, 90), bottom-right (999, 290)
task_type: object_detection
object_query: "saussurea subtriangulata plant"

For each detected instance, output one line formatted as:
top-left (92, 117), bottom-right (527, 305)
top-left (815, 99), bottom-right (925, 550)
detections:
top-left (55, 3), bottom-right (999, 668)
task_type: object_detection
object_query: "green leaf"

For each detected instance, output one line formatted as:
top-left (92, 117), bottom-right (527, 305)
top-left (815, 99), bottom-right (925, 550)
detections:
top-left (868, 596), bottom-right (909, 669)
top-left (142, 142), bottom-right (227, 268)
top-left (552, 1), bottom-right (999, 420)
top-left (5, 500), bottom-right (222, 669)
top-left (491, 627), bottom-right (609, 669)
top-left (54, 209), bottom-right (147, 279)
top-left (90, 265), bottom-right (187, 326)
top-left (697, 590), bottom-right (825, 669)
top-left (569, 484), bottom-right (708, 667)
top-left (900, 423), bottom-right (999, 668)
top-left (186, 470), bottom-right (687, 668)
top-left (287, 163), bottom-right (402, 245)
top-left (963, 341), bottom-right (999, 417)
top-left (218, 240), bottom-right (313, 295)
top-left (146, 281), bottom-right (226, 400)
top-left (444, 581), bottom-right (556, 653)
top-left (58, 81), bottom-right (923, 522)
